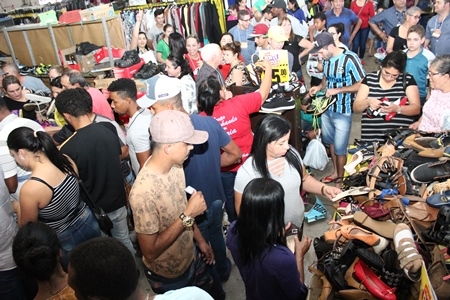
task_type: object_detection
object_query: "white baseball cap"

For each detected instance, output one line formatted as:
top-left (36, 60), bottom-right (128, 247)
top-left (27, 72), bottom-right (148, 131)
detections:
top-left (137, 74), bottom-right (182, 108)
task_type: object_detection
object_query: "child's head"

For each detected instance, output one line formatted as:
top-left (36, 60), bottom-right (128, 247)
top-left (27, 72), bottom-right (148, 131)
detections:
top-left (229, 4), bottom-right (238, 17)
top-left (313, 12), bottom-right (327, 31)
top-left (407, 24), bottom-right (425, 51)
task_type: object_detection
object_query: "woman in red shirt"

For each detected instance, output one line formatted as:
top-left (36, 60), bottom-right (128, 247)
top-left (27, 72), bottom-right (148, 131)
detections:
top-left (350, 0), bottom-right (374, 64)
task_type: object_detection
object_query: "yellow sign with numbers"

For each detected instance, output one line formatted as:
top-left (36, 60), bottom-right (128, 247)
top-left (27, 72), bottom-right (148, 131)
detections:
top-left (258, 50), bottom-right (289, 83)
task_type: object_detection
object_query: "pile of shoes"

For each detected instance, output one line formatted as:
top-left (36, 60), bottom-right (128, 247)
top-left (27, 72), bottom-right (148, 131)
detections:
top-left (312, 127), bottom-right (450, 299)
top-left (134, 61), bottom-right (159, 79)
top-left (114, 50), bottom-right (141, 68)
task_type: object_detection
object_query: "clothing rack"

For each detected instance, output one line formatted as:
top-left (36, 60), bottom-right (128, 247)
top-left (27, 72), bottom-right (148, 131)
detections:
top-left (121, 0), bottom-right (209, 11)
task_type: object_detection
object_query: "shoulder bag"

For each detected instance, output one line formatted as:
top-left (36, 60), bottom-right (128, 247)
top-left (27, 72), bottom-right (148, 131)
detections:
top-left (78, 179), bottom-right (114, 236)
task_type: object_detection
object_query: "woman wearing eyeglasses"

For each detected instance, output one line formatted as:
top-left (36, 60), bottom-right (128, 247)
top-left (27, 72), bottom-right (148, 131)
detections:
top-left (386, 6), bottom-right (421, 53)
top-left (353, 51), bottom-right (421, 142)
top-left (410, 55), bottom-right (450, 132)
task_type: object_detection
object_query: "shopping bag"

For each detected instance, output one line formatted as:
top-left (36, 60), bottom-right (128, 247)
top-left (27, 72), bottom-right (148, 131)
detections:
top-left (303, 129), bottom-right (328, 170)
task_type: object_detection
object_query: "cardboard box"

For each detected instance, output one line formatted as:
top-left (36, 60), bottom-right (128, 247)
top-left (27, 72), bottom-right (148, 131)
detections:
top-left (58, 46), bottom-right (79, 70)
top-left (80, 4), bottom-right (115, 22)
top-left (38, 10), bottom-right (58, 25)
top-left (113, 59), bottom-right (144, 79)
top-left (94, 77), bottom-right (147, 93)
top-left (94, 47), bottom-right (125, 64)
top-left (76, 53), bottom-right (96, 72)
top-left (59, 10), bottom-right (81, 24)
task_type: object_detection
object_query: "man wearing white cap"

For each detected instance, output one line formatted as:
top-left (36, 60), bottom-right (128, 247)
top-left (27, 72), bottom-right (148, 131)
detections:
top-left (129, 107), bottom-right (224, 299)
top-left (137, 75), bottom-right (241, 286)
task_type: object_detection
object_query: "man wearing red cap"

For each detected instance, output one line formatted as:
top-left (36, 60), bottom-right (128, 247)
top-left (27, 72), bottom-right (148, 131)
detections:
top-left (249, 23), bottom-right (270, 51)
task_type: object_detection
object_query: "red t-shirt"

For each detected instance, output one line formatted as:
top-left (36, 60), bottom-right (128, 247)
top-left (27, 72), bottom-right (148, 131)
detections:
top-left (199, 92), bottom-right (262, 172)
top-left (350, 0), bottom-right (374, 28)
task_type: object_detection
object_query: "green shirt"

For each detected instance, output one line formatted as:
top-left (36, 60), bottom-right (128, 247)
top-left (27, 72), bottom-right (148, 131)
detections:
top-left (156, 39), bottom-right (170, 60)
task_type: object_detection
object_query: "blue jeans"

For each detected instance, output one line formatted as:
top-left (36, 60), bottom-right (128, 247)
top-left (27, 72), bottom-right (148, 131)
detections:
top-left (352, 27), bottom-right (370, 59)
top-left (0, 268), bottom-right (27, 299)
top-left (221, 172), bottom-right (237, 223)
top-left (58, 207), bottom-right (101, 270)
top-left (196, 200), bottom-right (229, 279)
top-left (106, 206), bottom-right (135, 254)
top-left (321, 110), bottom-right (352, 156)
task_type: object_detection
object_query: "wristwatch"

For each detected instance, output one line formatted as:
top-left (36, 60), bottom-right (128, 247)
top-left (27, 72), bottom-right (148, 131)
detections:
top-left (179, 213), bottom-right (195, 229)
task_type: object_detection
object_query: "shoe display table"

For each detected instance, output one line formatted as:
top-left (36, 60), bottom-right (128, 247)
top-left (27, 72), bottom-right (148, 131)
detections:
top-left (229, 85), bottom-right (303, 153)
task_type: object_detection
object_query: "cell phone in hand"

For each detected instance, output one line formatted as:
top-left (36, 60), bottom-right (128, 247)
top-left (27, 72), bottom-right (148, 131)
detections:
top-left (298, 221), bottom-right (304, 241)
top-left (185, 186), bottom-right (196, 195)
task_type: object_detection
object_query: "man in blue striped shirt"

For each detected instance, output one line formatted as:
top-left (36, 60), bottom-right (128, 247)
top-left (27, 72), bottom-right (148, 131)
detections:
top-left (309, 32), bottom-right (365, 187)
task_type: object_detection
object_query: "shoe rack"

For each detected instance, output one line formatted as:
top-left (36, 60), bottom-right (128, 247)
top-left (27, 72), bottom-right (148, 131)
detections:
top-left (0, 16), bottom-right (125, 70)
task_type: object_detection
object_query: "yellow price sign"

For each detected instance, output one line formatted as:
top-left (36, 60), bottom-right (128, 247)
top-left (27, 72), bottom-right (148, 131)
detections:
top-left (258, 50), bottom-right (289, 83)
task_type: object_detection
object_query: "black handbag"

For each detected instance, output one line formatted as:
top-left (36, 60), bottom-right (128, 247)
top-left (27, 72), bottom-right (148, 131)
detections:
top-left (78, 179), bottom-right (114, 236)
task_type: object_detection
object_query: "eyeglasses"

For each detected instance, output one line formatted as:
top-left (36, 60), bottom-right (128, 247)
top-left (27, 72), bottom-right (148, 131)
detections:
top-left (240, 18), bottom-right (251, 22)
top-left (428, 71), bottom-right (443, 76)
top-left (407, 13), bottom-right (421, 19)
top-left (382, 69), bottom-right (400, 78)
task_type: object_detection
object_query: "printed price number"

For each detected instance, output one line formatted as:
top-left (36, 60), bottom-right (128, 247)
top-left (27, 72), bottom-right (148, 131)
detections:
top-left (272, 67), bottom-right (289, 83)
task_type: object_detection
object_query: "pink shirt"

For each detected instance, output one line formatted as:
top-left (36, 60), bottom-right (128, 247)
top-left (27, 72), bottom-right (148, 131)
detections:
top-left (87, 87), bottom-right (114, 120)
top-left (199, 92), bottom-right (262, 172)
top-left (419, 89), bottom-right (450, 132)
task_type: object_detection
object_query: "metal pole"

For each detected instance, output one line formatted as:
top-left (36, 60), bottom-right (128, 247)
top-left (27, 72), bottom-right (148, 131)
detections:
top-left (101, 17), bottom-right (115, 70)
top-left (47, 23), bottom-right (61, 65)
top-left (66, 26), bottom-right (75, 46)
top-left (22, 31), bottom-right (36, 66)
top-left (2, 27), bottom-right (18, 65)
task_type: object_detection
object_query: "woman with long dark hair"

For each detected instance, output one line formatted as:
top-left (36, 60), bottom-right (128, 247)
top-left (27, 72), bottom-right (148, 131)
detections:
top-left (227, 178), bottom-right (311, 300)
top-left (197, 60), bottom-right (273, 223)
top-left (13, 222), bottom-right (75, 299)
top-left (168, 32), bottom-right (188, 60)
top-left (165, 54), bottom-right (197, 114)
top-left (8, 127), bottom-right (101, 269)
top-left (353, 51), bottom-right (420, 142)
top-left (234, 115), bottom-right (341, 225)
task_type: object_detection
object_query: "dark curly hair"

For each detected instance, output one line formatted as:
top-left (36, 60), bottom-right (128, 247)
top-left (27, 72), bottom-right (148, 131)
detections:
top-left (107, 78), bottom-right (137, 101)
top-left (69, 237), bottom-right (139, 300)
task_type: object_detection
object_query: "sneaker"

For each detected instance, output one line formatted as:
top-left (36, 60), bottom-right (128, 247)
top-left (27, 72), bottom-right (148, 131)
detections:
top-left (114, 50), bottom-right (140, 68)
top-left (306, 93), bottom-right (336, 116)
top-left (261, 94), bottom-right (295, 112)
top-left (304, 197), bottom-right (327, 223)
top-left (411, 161), bottom-right (450, 183)
top-left (134, 62), bottom-right (158, 79)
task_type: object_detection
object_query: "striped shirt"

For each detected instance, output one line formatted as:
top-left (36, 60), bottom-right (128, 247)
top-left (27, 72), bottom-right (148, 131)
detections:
top-left (323, 49), bottom-right (365, 114)
top-left (34, 175), bottom-right (85, 234)
top-left (360, 72), bottom-right (417, 142)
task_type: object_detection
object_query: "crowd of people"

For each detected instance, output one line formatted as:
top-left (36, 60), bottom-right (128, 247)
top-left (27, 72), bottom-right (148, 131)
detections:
top-left (1, 0), bottom-right (450, 298)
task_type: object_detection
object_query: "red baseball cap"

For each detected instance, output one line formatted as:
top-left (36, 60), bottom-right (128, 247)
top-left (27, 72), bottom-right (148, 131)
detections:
top-left (248, 24), bottom-right (269, 38)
